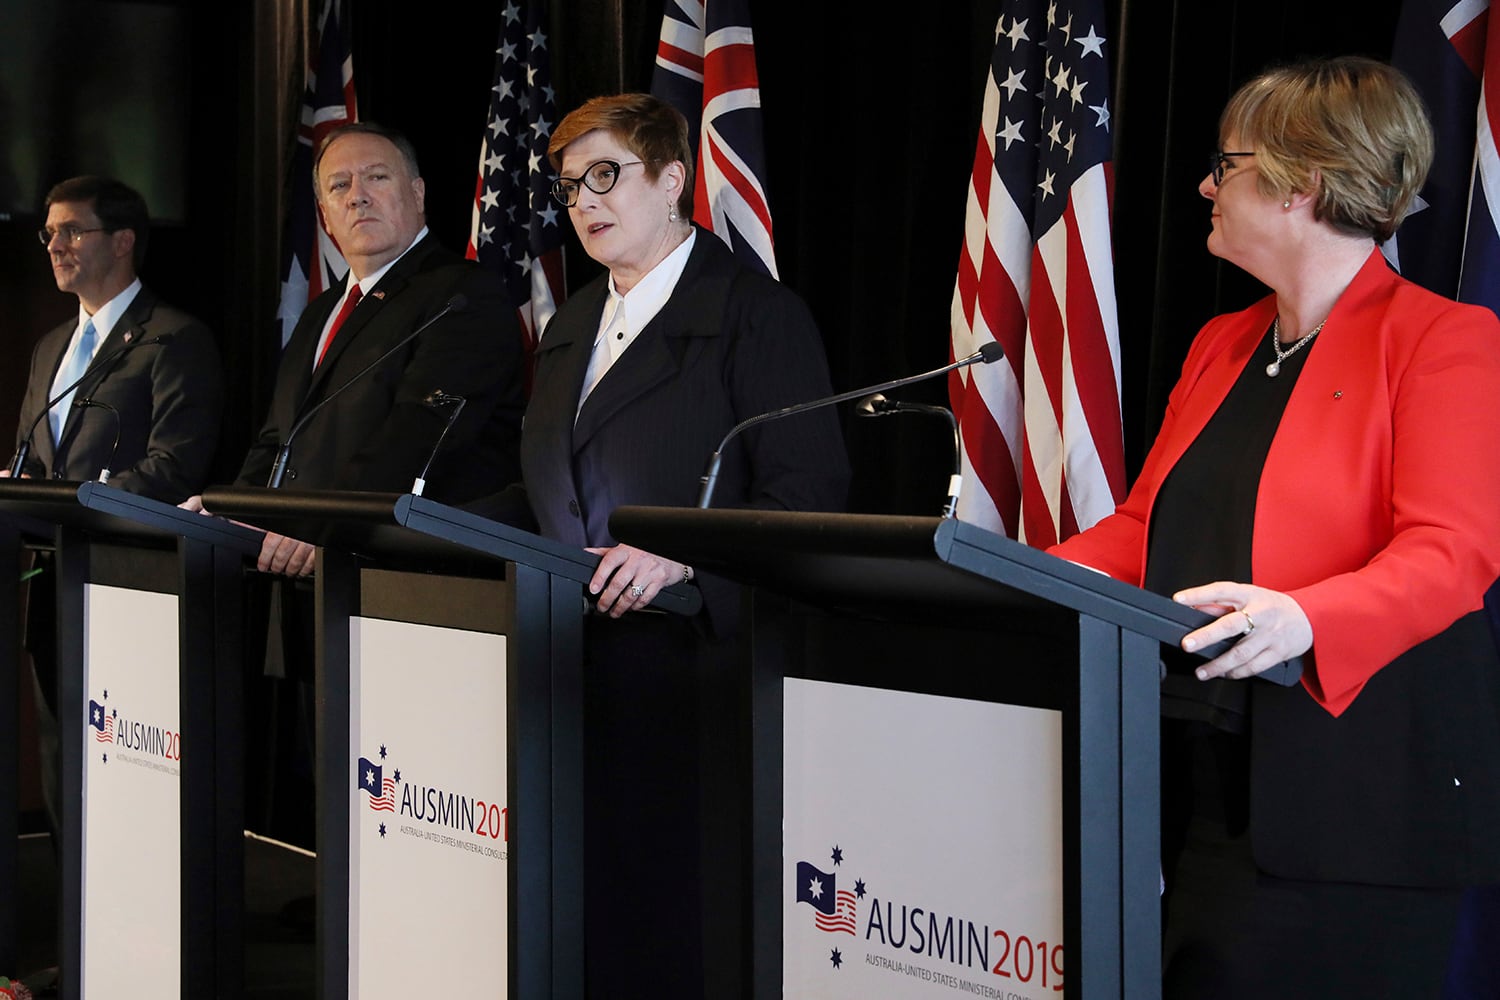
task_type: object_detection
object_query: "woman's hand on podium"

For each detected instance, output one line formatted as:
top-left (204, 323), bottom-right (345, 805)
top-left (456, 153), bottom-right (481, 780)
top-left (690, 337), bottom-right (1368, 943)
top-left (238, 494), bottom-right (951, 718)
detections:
top-left (1175, 581), bottom-right (1313, 681)
top-left (586, 543), bottom-right (690, 618)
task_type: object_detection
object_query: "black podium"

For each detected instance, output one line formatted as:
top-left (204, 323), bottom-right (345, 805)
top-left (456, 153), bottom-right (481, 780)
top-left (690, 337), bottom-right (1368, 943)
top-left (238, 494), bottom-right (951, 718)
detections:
top-left (0, 480), bottom-right (261, 999)
top-left (610, 506), bottom-right (1298, 1000)
top-left (201, 487), bottom-right (700, 1000)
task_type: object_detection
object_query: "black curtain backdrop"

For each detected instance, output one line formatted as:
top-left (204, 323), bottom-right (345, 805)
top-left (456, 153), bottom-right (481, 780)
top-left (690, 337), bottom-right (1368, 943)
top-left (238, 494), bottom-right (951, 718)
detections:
top-left (0, 0), bottom-right (1404, 515)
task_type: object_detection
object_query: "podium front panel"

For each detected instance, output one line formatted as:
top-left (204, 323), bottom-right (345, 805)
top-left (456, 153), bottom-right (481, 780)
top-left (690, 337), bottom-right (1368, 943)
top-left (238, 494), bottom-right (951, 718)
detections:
top-left (348, 616), bottom-right (509, 996)
top-left (80, 582), bottom-right (181, 996)
top-left (311, 560), bottom-right (575, 1000)
top-left (783, 678), bottom-right (1065, 997)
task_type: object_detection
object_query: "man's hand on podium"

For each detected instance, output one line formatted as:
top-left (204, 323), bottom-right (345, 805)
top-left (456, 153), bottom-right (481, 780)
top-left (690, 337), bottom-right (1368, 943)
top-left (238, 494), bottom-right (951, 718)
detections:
top-left (256, 533), bottom-right (317, 577)
top-left (179, 495), bottom-right (317, 577)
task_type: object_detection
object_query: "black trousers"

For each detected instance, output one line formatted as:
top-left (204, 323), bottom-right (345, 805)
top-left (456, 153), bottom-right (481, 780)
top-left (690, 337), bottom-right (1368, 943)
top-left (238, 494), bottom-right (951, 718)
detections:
top-left (1162, 721), bottom-right (1465, 999)
top-left (581, 611), bottom-right (748, 999)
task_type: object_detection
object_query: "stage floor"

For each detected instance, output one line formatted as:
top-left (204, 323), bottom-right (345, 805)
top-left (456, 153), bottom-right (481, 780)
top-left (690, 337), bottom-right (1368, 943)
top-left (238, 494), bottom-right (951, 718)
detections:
top-left (13, 826), bottom-right (317, 998)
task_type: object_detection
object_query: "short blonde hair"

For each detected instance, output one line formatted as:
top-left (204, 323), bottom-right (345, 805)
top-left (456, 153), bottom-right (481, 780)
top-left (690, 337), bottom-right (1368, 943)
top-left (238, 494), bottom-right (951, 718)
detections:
top-left (549, 93), bottom-right (694, 219)
top-left (1220, 56), bottom-right (1433, 243)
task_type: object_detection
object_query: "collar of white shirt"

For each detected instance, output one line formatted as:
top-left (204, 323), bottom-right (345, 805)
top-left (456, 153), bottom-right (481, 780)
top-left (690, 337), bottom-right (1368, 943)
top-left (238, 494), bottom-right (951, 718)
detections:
top-left (598, 228), bottom-right (697, 369)
top-left (313, 227), bottom-right (430, 367)
top-left (76, 277), bottom-right (143, 351)
top-left (578, 229), bottom-right (697, 412)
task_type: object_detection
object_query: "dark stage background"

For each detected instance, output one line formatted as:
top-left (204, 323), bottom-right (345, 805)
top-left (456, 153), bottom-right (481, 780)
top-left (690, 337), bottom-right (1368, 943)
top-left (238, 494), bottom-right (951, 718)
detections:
top-left (0, 0), bottom-right (1403, 514)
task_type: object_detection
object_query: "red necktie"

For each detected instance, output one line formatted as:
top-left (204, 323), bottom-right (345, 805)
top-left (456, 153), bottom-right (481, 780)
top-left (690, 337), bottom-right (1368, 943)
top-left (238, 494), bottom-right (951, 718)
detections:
top-left (316, 285), bottom-right (363, 367)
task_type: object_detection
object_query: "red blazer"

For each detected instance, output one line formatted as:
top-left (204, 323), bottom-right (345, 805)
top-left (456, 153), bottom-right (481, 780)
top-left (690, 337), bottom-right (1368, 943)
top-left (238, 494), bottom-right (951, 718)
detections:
top-left (1052, 250), bottom-right (1500, 716)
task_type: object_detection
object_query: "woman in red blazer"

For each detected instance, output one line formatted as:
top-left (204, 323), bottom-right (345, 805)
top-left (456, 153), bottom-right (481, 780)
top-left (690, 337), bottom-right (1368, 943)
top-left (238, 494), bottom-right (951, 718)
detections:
top-left (1051, 57), bottom-right (1500, 997)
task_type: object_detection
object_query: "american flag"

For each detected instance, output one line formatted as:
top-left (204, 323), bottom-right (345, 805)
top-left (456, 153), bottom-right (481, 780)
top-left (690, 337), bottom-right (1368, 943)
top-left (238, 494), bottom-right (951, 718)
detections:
top-left (466, 0), bottom-right (566, 360)
top-left (276, 0), bottom-right (357, 349)
top-left (949, 1), bottom-right (1125, 546)
top-left (814, 890), bottom-right (857, 935)
top-left (651, 0), bottom-right (778, 278)
top-left (1387, 5), bottom-right (1500, 994)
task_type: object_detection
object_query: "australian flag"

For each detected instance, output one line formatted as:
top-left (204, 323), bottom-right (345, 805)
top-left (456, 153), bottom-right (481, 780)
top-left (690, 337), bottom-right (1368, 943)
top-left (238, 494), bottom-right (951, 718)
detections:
top-left (650, 0), bottom-right (779, 278)
top-left (795, 861), bottom-right (837, 914)
top-left (1390, 7), bottom-right (1500, 996)
top-left (466, 0), bottom-right (566, 366)
top-left (276, 0), bottom-right (358, 349)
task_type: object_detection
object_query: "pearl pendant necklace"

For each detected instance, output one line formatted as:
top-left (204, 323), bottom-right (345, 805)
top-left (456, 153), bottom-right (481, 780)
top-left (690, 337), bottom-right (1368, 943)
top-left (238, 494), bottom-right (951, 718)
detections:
top-left (1266, 316), bottom-right (1326, 377)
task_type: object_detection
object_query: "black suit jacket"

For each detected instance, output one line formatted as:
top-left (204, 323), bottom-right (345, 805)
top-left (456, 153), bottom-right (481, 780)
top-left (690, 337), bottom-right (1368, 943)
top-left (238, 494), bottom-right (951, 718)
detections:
top-left (13, 284), bottom-right (223, 503)
top-left (236, 235), bottom-right (525, 501)
top-left (503, 229), bottom-right (849, 634)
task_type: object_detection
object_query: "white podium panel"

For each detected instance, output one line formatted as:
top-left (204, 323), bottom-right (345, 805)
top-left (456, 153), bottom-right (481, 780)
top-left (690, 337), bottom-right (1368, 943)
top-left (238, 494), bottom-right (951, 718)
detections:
top-left (349, 617), bottom-right (509, 998)
top-left (81, 584), bottom-right (182, 997)
top-left (784, 679), bottom-right (1064, 999)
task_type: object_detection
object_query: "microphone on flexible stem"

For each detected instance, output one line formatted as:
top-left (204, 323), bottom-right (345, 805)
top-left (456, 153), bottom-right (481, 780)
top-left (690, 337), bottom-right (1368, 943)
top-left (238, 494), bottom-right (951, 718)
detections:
top-left (856, 393), bottom-right (963, 519)
top-left (696, 340), bottom-right (1004, 509)
top-left (72, 398), bottom-right (122, 484)
top-left (266, 294), bottom-right (468, 488)
top-left (410, 391), bottom-right (467, 497)
top-left (8, 328), bottom-right (169, 478)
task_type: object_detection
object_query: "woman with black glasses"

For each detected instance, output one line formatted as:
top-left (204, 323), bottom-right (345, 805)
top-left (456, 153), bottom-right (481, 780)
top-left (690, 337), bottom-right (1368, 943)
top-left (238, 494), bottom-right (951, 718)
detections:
top-left (1051, 56), bottom-right (1500, 997)
top-left (471, 92), bottom-right (848, 997)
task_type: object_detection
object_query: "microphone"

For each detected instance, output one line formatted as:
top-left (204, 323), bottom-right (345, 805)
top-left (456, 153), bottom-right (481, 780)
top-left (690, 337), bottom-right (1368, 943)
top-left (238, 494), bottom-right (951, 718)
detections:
top-left (266, 294), bottom-right (468, 488)
top-left (410, 391), bottom-right (467, 497)
top-left (696, 341), bottom-right (1004, 509)
top-left (8, 328), bottom-right (170, 478)
top-left (856, 393), bottom-right (962, 519)
top-left (72, 398), bottom-right (122, 484)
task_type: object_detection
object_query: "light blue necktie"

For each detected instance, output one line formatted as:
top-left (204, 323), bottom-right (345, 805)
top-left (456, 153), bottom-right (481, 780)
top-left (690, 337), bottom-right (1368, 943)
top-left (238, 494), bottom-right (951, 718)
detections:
top-left (50, 318), bottom-right (98, 442)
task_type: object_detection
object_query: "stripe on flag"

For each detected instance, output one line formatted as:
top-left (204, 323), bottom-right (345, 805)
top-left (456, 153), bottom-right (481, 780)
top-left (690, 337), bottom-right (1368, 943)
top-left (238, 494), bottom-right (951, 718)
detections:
top-left (651, 0), bottom-right (779, 278)
top-left (948, 2), bottom-right (1125, 546)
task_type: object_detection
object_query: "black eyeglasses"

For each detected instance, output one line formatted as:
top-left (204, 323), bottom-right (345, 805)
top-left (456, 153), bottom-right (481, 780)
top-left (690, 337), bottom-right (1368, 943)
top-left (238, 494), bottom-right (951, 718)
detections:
top-left (550, 159), bottom-right (646, 207)
top-left (1209, 151), bottom-right (1256, 186)
top-left (37, 225), bottom-right (109, 247)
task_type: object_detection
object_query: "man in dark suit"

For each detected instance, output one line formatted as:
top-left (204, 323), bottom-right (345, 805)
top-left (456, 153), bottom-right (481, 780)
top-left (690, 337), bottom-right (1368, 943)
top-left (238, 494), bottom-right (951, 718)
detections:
top-left (4, 175), bottom-right (223, 857)
top-left (183, 123), bottom-right (525, 846)
top-left (189, 122), bottom-right (525, 574)
top-left (8, 176), bottom-right (222, 494)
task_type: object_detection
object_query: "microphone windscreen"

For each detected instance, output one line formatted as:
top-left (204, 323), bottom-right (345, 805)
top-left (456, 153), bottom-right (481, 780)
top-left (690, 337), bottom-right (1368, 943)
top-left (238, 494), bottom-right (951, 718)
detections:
top-left (445, 293), bottom-right (468, 314)
top-left (978, 341), bottom-right (1004, 364)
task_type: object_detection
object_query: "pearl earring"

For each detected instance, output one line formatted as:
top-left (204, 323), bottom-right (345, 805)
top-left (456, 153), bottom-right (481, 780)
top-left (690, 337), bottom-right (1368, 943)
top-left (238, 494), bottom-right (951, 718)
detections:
top-left (669, 205), bottom-right (679, 223)
top-left (1283, 200), bottom-right (1291, 209)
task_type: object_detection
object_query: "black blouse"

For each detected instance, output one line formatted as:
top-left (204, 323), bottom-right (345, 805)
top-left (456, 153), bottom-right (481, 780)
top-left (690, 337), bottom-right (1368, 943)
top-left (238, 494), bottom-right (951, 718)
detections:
top-left (1145, 321), bottom-right (1318, 731)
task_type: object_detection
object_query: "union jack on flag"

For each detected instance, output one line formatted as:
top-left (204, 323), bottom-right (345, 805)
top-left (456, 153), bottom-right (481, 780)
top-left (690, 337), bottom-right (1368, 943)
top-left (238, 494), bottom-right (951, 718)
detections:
top-left (466, 0), bottom-right (566, 359)
top-left (276, 0), bottom-right (357, 349)
top-left (1386, 0), bottom-right (1500, 317)
top-left (650, 0), bottom-right (778, 278)
top-left (949, 0), bottom-right (1125, 546)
